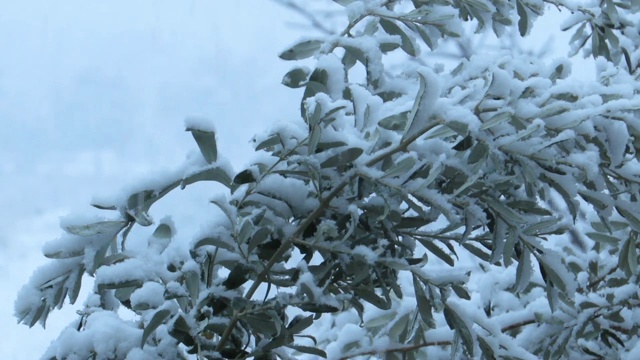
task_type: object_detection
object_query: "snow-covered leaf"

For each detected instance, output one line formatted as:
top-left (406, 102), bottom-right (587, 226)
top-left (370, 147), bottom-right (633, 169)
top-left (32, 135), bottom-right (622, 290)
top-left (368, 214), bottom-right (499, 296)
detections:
top-left (181, 166), bottom-right (232, 189)
top-left (282, 66), bottom-right (310, 88)
top-left (186, 122), bottom-right (217, 164)
top-left (378, 111), bottom-right (409, 131)
top-left (63, 220), bottom-right (127, 237)
top-left (379, 18), bottom-right (417, 56)
top-left (320, 147), bottom-right (363, 168)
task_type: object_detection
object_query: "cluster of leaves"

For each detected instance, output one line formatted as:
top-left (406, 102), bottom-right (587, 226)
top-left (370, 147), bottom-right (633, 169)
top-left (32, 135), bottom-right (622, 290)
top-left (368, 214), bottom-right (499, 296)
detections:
top-left (16, 0), bottom-right (640, 359)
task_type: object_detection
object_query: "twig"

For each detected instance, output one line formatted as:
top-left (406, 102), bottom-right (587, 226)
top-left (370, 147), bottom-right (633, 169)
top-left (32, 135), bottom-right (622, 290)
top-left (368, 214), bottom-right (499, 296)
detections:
top-left (585, 266), bottom-right (618, 292)
top-left (271, 0), bottom-right (335, 35)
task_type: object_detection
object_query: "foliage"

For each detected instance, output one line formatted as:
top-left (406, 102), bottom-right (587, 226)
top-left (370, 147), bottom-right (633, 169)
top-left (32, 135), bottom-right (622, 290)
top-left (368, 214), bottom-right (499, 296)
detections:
top-left (16, 0), bottom-right (640, 359)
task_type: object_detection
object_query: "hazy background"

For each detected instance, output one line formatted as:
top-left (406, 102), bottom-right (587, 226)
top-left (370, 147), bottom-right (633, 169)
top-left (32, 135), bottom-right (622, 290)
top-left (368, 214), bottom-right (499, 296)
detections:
top-left (0, 1), bottom-right (590, 357)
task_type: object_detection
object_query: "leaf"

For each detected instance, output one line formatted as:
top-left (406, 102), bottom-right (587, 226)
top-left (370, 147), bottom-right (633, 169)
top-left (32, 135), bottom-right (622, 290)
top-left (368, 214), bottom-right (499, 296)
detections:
top-left (181, 166), bottom-right (233, 189)
top-left (444, 304), bottom-right (475, 356)
top-left (618, 235), bottom-right (638, 277)
top-left (503, 230), bottom-right (518, 267)
top-left (341, 45), bottom-right (367, 65)
top-left (193, 237), bottom-right (236, 252)
top-left (333, 0), bottom-right (356, 5)
top-left (463, 242), bottom-right (491, 262)
top-left (307, 126), bottom-right (322, 156)
top-left (413, 275), bottom-right (435, 327)
top-left (452, 135), bottom-right (473, 151)
top-left (141, 309), bottom-right (172, 348)
top-left (97, 279), bottom-right (144, 291)
top-left (282, 66), bottom-right (310, 88)
top-left (287, 315), bottom-right (314, 334)
top-left (516, 0), bottom-right (528, 36)
top-left (67, 268), bottom-right (83, 304)
top-left (480, 111), bottom-right (512, 130)
top-left (585, 232), bottom-right (620, 245)
top-left (297, 303), bottom-right (340, 313)
top-left (622, 47), bottom-right (633, 73)
top-left (255, 134), bottom-right (282, 151)
top-left (320, 147), bottom-right (363, 168)
top-left (152, 223), bottom-right (172, 239)
top-left (279, 39), bottom-right (323, 60)
top-left (299, 282), bottom-right (316, 302)
top-left (507, 200), bottom-right (552, 216)
top-left (615, 201), bottom-right (640, 232)
top-left (484, 197), bottom-right (526, 224)
top-left (210, 198), bottom-right (236, 226)
top-left (364, 311), bottom-right (397, 328)
top-left (223, 263), bottom-right (250, 290)
top-left (287, 344), bottom-right (327, 358)
top-left (44, 247), bottom-right (84, 260)
top-left (63, 220), bottom-right (127, 237)
top-left (379, 18), bottom-right (417, 56)
top-left (322, 105), bottom-right (347, 122)
top-left (306, 100), bottom-right (323, 128)
top-left (27, 302), bottom-right (47, 328)
top-left (467, 141), bottom-right (489, 164)
top-left (186, 125), bottom-right (217, 164)
top-left (91, 203), bottom-right (117, 211)
top-left (355, 288), bottom-right (391, 310)
top-left (427, 124), bottom-right (457, 139)
top-left (244, 312), bottom-right (281, 337)
top-left (515, 247), bottom-right (532, 292)
top-left (451, 285), bottom-right (471, 300)
top-left (537, 257), bottom-right (569, 293)
top-left (403, 72), bottom-right (427, 140)
top-left (233, 169), bottom-right (256, 185)
top-left (382, 156), bottom-right (416, 179)
top-left (378, 111), bottom-right (410, 131)
top-left (415, 238), bottom-right (454, 266)
top-left (541, 173), bottom-right (577, 220)
top-left (523, 217), bottom-right (562, 236)
top-left (446, 121), bottom-right (469, 136)
top-left (413, 25), bottom-right (435, 50)
top-left (248, 226), bottom-right (272, 255)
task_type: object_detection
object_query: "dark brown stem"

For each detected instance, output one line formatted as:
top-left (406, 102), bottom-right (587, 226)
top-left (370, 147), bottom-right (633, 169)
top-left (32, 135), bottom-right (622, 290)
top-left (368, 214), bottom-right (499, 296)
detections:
top-left (586, 266), bottom-right (618, 292)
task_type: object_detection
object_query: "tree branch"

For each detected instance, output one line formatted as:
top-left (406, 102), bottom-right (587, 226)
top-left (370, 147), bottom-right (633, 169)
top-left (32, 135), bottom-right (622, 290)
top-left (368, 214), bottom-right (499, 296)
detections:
top-left (271, 0), bottom-right (335, 35)
top-left (216, 119), bottom-right (441, 351)
top-left (338, 318), bottom-right (538, 359)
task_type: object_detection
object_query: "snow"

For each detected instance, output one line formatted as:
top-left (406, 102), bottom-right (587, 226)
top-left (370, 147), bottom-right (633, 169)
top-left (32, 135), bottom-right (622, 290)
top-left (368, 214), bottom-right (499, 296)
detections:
top-left (184, 117), bottom-right (216, 132)
top-left (130, 282), bottom-right (165, 310)
top-left (256, 174), bottom-right (320, 214)
top-left (42, 311), bottom-right (141, 360)
top-left (94, 258), bottom-right (154, 288)
top-left (316, 55), bottom-right (348, 100)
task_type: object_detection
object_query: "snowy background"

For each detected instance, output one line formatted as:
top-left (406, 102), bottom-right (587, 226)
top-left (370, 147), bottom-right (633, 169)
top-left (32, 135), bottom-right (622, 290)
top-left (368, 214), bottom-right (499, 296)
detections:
top-left (1, 1), bottom-right (591, 357)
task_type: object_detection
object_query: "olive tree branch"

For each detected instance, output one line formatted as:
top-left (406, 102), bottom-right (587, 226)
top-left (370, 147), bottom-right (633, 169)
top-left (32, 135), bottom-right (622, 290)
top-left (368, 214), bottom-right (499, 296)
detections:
top-left (216, 119), bottom-right (440, 351)
top-left (338, 318), bottom-right (538, 359)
